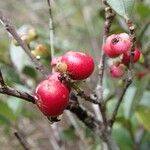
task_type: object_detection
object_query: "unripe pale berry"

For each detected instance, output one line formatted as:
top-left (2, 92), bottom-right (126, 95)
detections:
top-left (122, 48), bottom-right (141, 65)
top-left (61, 51), bottom-right (95, 80)
top-left (28, 29), bottom-right (38, 41)
top-left (35, 44), bottom-right (48, 56)
top-left (103, 33), bottom-right (132, 58)
top-left (35, 79), bottom-right (70, 117)
top-left (110, 63), bottom-right (126, 78)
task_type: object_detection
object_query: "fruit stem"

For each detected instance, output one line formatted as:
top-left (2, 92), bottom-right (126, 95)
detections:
top-left (59, 73), bottom-right (100, 104)
top-left (47, 0), bottom-right (55, 73)
top-left (96, 0), bottom-right (115, 127)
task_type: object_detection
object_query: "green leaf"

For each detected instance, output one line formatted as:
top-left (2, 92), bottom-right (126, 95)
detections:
top-left (1, 65), bottom-right (21, 84)
top-left (129, 74), bottom-right (150, 116)
top-left (107, 0), bottom-right (135, 18)
top-left (6, 97), bottom-right (23, 115)
top-left (136, 3), bottom-right (150, 20)
top-left (0, 101), bottom-right (16, 123)
top-left (22, 65), bottom-right (37, 79)
top-left (9, 25), bottom-right (33, 72)
top-left (140, 91), bottom-right (150, 107)
top-left (123, 86), bottom-right (136, 118)
top-left (0, 115), bottom-right (10, 125)
top-left (135, 105), bottom-right (150, 132)
top-left (112, 124), bottom-right (133, 150)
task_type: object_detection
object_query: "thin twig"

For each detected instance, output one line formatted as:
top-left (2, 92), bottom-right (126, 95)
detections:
top-left (0, 70), bottom-right (5, 86)
top-left (0, 11), bottom-right (50, 78)
top-left (47, 0), bottom-right (55, 65)
top-left (0, 69), bottom-right (35, 103)
top-left (67, 94), bottom-right (104, 134)
top-left (0, 86), bottom-right (35, 103)
top-left (109, 80), bottom-right (131, 127)
top-left (14, 131), bottom-right (30, 150)
top-left (126, 18), bottom-right (136, 81)
top-left (96, 0), bottom-right (115, 125)
top-left (59, 73), bottom-right (100, 104)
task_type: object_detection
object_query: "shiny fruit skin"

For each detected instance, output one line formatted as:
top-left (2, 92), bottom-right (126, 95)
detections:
top-left (103, 33), bottom-right (132, 58)
top-left (35, 80), bottom-right (70, 117)
top-left (61, 51), bottom-right (95, 80)
top-left (110, 64), bottom-right (126, 78)
top-left (110, 33), bottom-right (132, 55)
top-left (103, 35), bottom-right (120, 58)
top-left (122, 48), bottom-right (141, 65)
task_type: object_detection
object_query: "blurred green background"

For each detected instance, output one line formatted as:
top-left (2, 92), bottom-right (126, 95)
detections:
top-left (0, 0), bottom-right (150, 149)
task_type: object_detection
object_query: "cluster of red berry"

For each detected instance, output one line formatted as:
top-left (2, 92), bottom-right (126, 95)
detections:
top-left (103, 33), bottom-right (141, 78)
top-left (34, 33), bottom-right (141, 117)
top-left (34, 51), bottom-right (95, 117)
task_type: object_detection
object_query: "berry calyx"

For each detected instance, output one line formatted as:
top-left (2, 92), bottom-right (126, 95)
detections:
top-left (48, 73), bottom-right (71, 91)
top-left (35, 79), bottom-right (70, 117)
top-left (122, 48), bottom-right (141, 65)
top-left (103, 33), bottom-right (132, 58)
top-left (55, 62), bottom-right (68, 73)
top-left (61, 51), bottom-right (95, 80)
top-left (110, 63), bottom-right (126, 78)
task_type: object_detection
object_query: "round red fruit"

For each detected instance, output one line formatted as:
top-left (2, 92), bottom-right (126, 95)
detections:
top-left (35, 79), bottom-right (70, 117)
top-left (110, 33), bottom-right (132, 54)
top-left (122, 48), bottom-right (141, 65)
top-left (104, 33), bottom-right (132, 58)
top-left (61, 51), bottom-right (95, 80)
top-left (110, 63), bottom-right (126, 78)
top-left (103, 35), bottom-right (120, 58)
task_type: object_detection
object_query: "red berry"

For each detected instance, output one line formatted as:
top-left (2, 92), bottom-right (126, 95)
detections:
top-left (135, 71), bottom-right (148, 80)
top-left (110, 63), bottom-right (126, 78)
top-left (104, 33), bottom-right (132, 58)
top-left (110, 33), bottom-right (132, 54)
top-left (61, 51), bottom-right (95, 80)
top-left (103, 35), bottom-right (120, 58)
top-left (35, 79), bottom-right (70, 117)
top-left (122, 48), bottom-right (141, 65)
